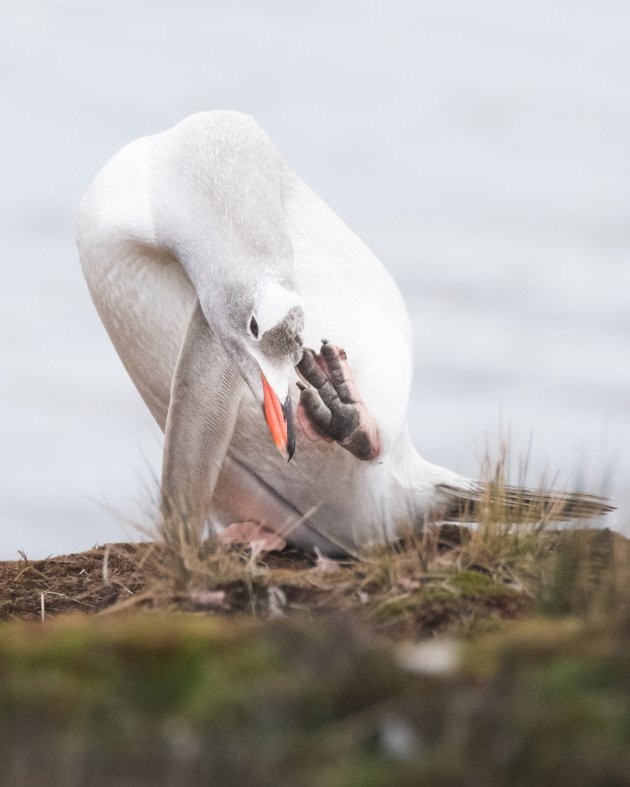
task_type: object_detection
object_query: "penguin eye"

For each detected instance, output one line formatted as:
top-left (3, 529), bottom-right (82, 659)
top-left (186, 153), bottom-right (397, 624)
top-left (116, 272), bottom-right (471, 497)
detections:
top-left (249, 315), bottom-right (259, 338)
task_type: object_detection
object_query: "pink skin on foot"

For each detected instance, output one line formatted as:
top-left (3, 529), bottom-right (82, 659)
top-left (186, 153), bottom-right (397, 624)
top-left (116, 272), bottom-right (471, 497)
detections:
top-left (217, 522), bottom-right (287, 554)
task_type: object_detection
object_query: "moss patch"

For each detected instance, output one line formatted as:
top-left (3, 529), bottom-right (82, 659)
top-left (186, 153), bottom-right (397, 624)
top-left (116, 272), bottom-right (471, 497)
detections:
top-left (370, 569), bottom-right (528, 639)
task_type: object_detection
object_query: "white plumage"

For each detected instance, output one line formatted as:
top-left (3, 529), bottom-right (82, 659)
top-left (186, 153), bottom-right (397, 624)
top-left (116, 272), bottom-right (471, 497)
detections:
top-left (77, 111), bottom-right (610, 554)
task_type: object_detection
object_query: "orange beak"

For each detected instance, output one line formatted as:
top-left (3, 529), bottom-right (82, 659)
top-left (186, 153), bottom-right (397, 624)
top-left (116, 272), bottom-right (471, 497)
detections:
top-left (261, 372), bottom-right (295, 461)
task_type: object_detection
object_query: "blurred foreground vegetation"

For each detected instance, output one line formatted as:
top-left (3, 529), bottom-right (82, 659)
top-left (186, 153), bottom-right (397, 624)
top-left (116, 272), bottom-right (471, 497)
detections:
top-left (2, 521), bottom-right (630, 785)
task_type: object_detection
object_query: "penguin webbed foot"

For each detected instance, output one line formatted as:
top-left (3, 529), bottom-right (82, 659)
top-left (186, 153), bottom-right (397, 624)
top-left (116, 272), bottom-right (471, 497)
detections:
top-left (217, 521), bottom-right (287, 555)
top-left (296, 340), bottom-right (380, 460)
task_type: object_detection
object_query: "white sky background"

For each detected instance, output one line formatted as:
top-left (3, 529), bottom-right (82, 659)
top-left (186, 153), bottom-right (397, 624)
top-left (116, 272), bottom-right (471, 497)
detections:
top-left (1, 0), bottom-right (628, 558)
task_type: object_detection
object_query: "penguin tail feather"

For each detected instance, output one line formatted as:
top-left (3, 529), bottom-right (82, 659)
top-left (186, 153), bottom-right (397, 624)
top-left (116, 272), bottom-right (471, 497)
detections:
top-left (436, 482), bottom-right (615, 525)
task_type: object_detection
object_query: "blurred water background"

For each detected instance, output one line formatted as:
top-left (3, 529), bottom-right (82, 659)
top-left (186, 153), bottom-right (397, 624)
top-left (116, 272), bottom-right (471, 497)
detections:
top-left (1, 0), bottom-right (628, 558)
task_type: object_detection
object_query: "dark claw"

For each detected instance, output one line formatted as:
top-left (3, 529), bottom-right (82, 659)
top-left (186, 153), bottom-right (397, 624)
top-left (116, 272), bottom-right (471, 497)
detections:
top-left (300, 386), bottom-right (333, 435)
top-left (297, 348), bottom-right (329, 389)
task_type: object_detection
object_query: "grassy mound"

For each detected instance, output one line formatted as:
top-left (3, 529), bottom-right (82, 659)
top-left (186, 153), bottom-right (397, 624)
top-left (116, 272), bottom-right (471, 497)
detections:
top-left (1, 505), bottom-right (628, 785)
top-left (2, 609), bottom-right (630, 786)
top-left (0, 527), bottom-right (630, 787)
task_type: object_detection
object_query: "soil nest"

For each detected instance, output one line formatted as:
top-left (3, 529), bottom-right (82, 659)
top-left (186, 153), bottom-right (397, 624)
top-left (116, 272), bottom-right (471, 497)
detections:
top-left (0, 524), bottom-right (535, 638)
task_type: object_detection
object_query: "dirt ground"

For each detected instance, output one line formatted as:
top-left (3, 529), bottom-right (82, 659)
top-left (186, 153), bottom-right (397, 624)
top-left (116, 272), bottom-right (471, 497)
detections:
top-left (0, 541), bottom-right (327, 620)
top-left (0, 525), bottom-right (532, 639)
top-left (0, 542), bottom-right (155, 620)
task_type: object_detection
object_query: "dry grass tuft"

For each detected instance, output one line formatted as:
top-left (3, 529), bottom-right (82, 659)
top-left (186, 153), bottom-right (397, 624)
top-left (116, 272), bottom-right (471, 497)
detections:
top-left (1, 449), bottom-right (620, 639)
top-left (111, 449), bottom-right (616, 636)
